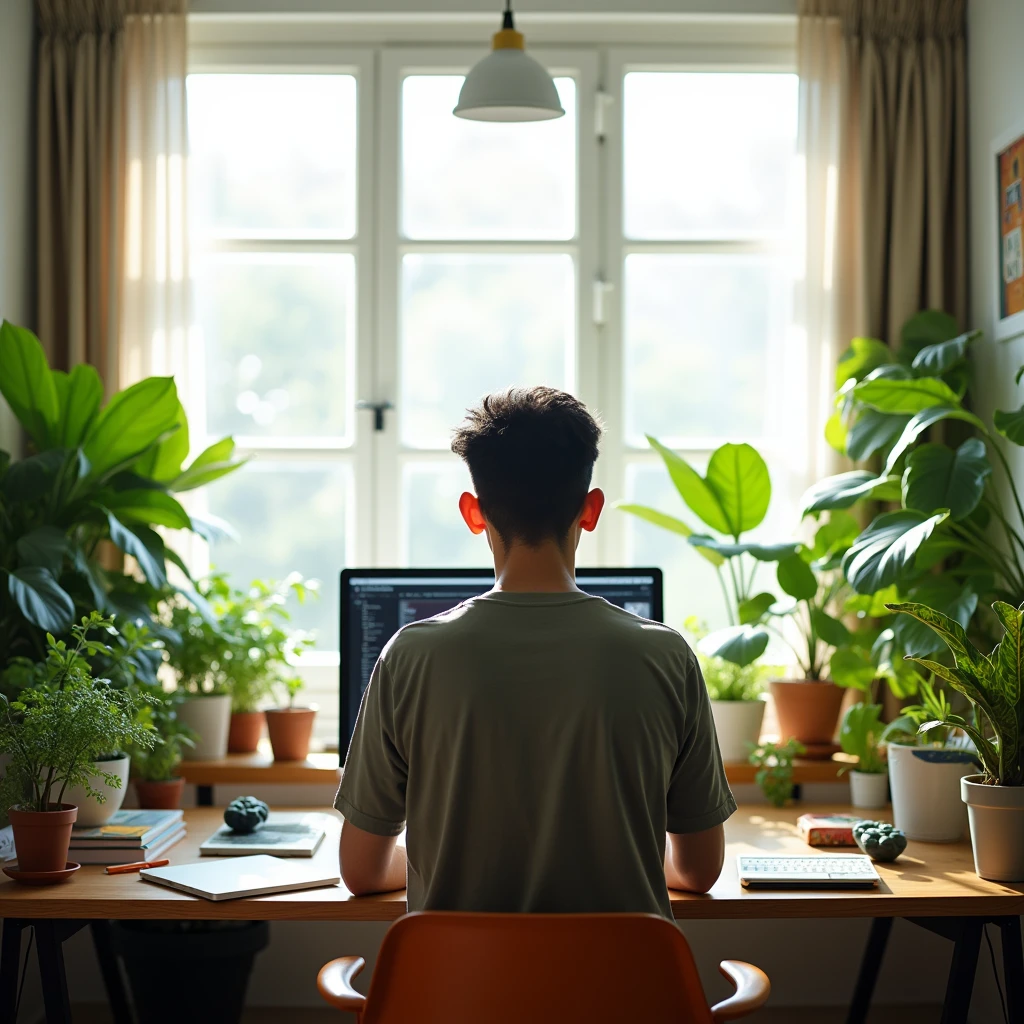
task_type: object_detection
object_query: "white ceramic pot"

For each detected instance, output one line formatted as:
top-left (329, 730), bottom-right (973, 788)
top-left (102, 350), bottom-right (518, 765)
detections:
top-left (176, 693), bottom-right (232, 760)
top-left (710, 700), bottom-right (766, 763)
top-left (962, 775), bottom-right (1024, 881)
top-left (849, 769), bottom-right (889, 810)
top-left (888, 743), bottom-right (976, 842)
top-left (61, 754), bottom-right (131, 827)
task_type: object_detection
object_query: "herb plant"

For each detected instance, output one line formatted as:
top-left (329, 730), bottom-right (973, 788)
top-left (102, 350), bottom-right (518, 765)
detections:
top-left (686, 618), bottom-right (777, 701)
top-left (839, 702), bottom-right (886, 774)
top-left (165, 574), bottom-right (316, 709)
top-left (129, 697), bottom-right (195, 783)
top-left (887, 600), bottom-right (1024, 786)
top-left (880, 677), bottom-right (959, 748)
top-left (0, 614), bottom-right (158, 813)
top-left (748, 738), bottom-right (806, 807)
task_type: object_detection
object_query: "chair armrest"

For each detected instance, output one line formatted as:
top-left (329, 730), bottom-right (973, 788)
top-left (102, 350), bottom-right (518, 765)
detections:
top-left (317, 956), bottom-right (367, 1014)
top-left (709, 960), bottom-right (771, 1021)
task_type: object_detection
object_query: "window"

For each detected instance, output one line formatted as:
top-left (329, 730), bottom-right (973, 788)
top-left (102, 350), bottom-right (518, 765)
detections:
top-left (186, 38), bottom-right (800, 745)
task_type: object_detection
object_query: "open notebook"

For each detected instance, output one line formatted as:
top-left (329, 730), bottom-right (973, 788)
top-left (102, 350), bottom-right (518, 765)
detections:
top-left (140, 854), bottom-right (340, 901)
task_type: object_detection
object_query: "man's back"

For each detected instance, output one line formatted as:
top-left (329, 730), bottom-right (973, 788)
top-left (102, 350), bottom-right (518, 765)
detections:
top-left (336, 590), bottom-right (735, 916)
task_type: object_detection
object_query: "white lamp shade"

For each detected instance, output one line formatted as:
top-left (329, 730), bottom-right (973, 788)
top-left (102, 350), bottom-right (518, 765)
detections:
top-left (454, 49), bottom-right (565, 122)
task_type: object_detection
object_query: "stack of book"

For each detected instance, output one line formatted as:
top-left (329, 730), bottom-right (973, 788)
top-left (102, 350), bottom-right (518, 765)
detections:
top-left (69, 809), bottom-right (186, 865)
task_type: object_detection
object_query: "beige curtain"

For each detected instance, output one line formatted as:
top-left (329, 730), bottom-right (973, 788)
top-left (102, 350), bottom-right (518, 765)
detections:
top-left (798, 0), bottom-right (968, 344)
top-left (36, 0), bottom-right (188, 391)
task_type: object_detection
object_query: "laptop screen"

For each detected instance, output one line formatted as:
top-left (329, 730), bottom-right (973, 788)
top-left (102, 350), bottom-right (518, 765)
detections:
top-left (338, 568), bottom-right (663, 755)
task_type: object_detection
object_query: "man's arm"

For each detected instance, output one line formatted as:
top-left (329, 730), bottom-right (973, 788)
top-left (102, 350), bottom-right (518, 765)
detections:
top-left (664, 823), bottom-right (725, 894)
top-left (340, 819), bottom-right (408, 896)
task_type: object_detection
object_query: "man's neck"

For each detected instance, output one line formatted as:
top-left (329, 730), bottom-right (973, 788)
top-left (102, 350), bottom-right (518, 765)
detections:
top-left (491, 540), bottom-right (579, 593)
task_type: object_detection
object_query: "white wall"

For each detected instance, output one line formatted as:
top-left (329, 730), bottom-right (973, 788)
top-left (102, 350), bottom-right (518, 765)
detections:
top-left (0, 0), bottom-right (34, 454)
top-left (968, 2), bottom-right (1024, 1020)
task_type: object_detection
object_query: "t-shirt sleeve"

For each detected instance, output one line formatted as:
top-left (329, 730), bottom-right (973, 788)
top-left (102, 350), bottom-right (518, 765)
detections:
top-left (666, 651), bottom-right (737, 835)
top-left (334, 655), bottom-right (407, 836)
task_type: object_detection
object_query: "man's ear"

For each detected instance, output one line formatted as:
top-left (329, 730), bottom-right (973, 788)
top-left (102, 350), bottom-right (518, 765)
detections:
top-left (459, 492), bottom-right (487, 535)
top-left (578, 488), bottom-right (605, 533)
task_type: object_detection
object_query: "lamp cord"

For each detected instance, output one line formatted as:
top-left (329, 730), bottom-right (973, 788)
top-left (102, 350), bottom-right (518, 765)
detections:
top-left (985, 924), bottom-right (1009, 1024)
top-left (503, 0), bottom-right (514, 29)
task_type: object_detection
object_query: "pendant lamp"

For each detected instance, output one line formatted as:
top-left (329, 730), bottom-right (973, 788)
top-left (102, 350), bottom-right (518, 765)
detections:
top-left (453, 1), bottom-right (564, 122)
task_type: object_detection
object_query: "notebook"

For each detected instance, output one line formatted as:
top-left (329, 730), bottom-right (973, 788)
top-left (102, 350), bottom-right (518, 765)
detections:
top-left (139, 854), bottom-right (340, 901)
top-left (71, 810), bottom-right (185, 848)
top-left (200, 812), bottom-right (328, 858)
top-left (73, 826), bottom-right (186, 865)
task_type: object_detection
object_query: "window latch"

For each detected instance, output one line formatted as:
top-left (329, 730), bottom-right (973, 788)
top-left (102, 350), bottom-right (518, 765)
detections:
top-left (356, 400), bottom-right (394, 432)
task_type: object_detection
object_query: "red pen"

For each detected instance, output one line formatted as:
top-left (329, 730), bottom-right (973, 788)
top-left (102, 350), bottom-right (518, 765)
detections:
top-left (105, 858), bottom-right (170, 875)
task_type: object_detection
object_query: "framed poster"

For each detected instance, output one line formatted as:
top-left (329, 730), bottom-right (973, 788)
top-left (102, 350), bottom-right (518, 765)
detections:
top-left (994, 121), bottom-right (1024, 341)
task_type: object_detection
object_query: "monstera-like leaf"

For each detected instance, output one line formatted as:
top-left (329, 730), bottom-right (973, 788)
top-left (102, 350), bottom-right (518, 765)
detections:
top-left (842, 510), bottom-right (948, 594)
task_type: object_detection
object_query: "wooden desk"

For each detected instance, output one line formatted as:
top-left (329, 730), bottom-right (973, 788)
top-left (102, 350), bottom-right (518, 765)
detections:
top-left (176, 754), bottom-right (849, 804)
top-left (2, 806), bottom-right (1020, 1023)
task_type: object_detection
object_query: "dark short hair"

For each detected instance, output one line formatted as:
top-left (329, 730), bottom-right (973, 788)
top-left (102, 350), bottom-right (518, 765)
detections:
top-left (451, 387), bottom-right (602, 547)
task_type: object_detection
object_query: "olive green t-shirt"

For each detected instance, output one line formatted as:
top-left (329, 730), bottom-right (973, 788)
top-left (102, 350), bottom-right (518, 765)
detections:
top-left (335, 591), bottom-right (735, 916)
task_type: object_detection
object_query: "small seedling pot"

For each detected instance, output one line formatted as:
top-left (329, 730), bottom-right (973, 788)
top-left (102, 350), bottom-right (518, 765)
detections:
top-left (769, 680), bottom-right (845, 749)
top-left (177, 693), bottom-right (232, 760)
top-left (710, 699), bottom-right (765, 762)
top-left (135, 777), bottom-right (185, 810)
top-left (849, 770), bottom-right (889, 810)
top-left (888, 743), bottom-right (975, 842)
top-left (61, 754), bottom-right (130, 827)
top-left (228, 711), bottom-right (266, 754)
top-left (8, 804), bottom-right (78, 873)
top-left (961, 775), bottom-right (1024, 882)
top-left (265, 706), bottom-right (317, 762)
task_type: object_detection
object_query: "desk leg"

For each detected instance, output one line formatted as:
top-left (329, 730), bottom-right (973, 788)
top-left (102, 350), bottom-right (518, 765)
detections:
top-left (939, 919), bottom-right (983, 1024)
top-left (91, 920), bottom-right (134, 1024)
top-left (1000, 916), bottom-right (1024, 1022)
top-left (35, 921), bottom-right (72, 1024)
top-left (197, 784), bottom-right (214, 807)
top-left (845, 916), bottom-right (892, 1024)
top-left (0, 919), bottom-right (26, 1021)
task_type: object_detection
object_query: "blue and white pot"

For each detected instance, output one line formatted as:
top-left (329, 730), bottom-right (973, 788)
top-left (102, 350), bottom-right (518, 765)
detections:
top-left (888, 743), bottom-right (977, 842)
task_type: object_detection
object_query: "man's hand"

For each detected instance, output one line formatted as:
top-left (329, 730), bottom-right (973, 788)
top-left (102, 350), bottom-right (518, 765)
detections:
top-left (340, 819), bottom-right (408, 896)
top-left (664, 823), bottom-right (725, 894)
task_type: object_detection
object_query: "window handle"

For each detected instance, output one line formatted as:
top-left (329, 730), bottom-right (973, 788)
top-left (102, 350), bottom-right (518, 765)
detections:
top-left (356, 400), bottom-right (394, 432)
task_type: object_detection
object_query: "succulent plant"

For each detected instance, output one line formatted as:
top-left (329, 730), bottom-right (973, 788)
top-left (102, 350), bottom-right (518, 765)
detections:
top-left (224, 795), bottom-right (270, 834)
top-left (853, 820), bottom-right (907, 862)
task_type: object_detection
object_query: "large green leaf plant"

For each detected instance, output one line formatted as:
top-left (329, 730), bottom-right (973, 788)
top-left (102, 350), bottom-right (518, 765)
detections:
top-left (0, 321), bottom-right (245, 673)
top-left (802, 310), bottom-right (1024, 659)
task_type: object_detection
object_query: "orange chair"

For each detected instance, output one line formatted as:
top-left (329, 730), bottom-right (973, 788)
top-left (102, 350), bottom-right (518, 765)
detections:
top-left (318, 912), bottom-right (770, 1022)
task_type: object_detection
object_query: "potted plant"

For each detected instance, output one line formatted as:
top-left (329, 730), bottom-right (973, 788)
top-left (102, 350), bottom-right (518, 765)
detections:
top-left (0, 614), bottom-right (156, 876)
top-left (880, 677), bottom-right (976, 842)
top-left (888, 600), bottom-right (1024, 880)
top-left (0, 320), bottom-right (244, 679)
top-left (130, 697), bottom-right (196, 809)
top-left (838, 702), bottom-right (888, 809)
top-left (748, 739), bottom-right (806, 807)
top-left (687, 618), bottom-right (775, 762)
top-left (266, 677), bottom-right (318, 763)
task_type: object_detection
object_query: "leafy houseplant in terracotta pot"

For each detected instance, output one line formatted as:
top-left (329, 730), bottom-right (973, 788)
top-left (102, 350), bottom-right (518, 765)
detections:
top-left (131, 698), bottom-right (195, 810)
top-left (266, 677), bottom-right (318, 763)
top-left (889, 600), bottom-right (1024, 881)
top-left (0, 615), bottom-right (157, 876)
top-left (838, 702), bottom-right (888, 809)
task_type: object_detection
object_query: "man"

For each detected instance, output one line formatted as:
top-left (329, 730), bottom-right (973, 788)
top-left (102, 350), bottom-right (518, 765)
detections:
top-left (335, 386), bottom-right (735, 915)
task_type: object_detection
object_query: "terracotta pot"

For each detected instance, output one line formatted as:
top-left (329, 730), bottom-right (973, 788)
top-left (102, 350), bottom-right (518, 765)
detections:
top-left (770, 680), bottom-right (845, 747)
top-left (265, 706), bottom-right (317, 762)
top-left (8, 804), bottom-right (78, 873)
top-left (135, 778), bottom-right (185, 810)
top-left (228, 711), bottom-right (265, 754)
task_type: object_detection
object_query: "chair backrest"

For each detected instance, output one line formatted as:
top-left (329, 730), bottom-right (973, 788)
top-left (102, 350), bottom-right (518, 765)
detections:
top-left (361, 912), bottom-right (716, 1024)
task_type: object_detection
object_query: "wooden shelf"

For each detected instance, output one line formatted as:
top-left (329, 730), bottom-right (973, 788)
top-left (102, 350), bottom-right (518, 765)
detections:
top-left (176, 752), bottom-right (849, 788)
top-left (177, 749), bottom-right (341, 787)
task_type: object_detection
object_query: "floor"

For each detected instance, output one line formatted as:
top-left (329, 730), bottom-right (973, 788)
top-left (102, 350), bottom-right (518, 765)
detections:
top-left (70, 1004), bottom-right (943, 1022)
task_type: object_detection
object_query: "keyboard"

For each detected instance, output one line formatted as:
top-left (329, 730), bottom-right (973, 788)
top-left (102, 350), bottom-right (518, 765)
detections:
top-left (737, 855), bottom-right (881, 889)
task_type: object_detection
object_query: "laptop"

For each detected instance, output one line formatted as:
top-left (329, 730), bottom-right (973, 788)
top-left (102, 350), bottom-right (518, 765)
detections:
top-left (737, 855), bottom-right (881, 889)
top-left (339, 567), bottom-right (663, 755)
